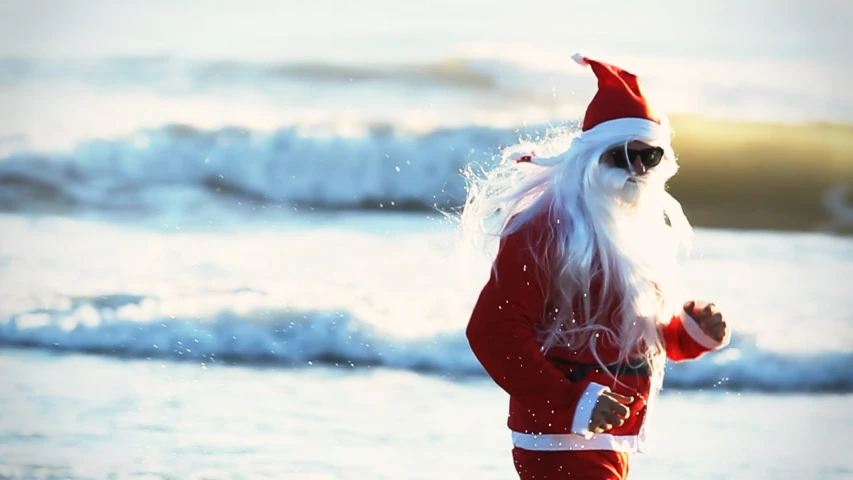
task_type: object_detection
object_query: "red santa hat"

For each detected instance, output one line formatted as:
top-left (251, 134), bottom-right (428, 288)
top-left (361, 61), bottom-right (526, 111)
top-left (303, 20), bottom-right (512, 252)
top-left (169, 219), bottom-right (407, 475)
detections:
top-left (571, 52), bottom-right (670, 143)
top-left (513, 53), bottom-right (671, 165)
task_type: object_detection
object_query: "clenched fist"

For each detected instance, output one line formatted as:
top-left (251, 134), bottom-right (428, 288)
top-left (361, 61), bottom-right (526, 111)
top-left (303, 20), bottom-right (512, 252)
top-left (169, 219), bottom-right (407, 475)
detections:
top-left (684, 300), bottom-right (729, 343)
top-left (589, 390), bottom-right (634, 434)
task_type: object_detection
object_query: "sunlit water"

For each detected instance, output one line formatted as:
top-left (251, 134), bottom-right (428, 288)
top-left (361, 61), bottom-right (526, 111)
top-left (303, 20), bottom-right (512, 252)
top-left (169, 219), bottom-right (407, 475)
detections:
top-left (1, 350), bottom-right (851, 480)
top-left (0, 212), bottom-right (852, 478)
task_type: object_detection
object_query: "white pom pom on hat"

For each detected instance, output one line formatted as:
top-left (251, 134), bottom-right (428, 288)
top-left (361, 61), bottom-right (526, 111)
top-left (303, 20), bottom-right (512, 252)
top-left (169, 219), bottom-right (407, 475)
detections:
top-left (571, 52), bottom-right (590, 67)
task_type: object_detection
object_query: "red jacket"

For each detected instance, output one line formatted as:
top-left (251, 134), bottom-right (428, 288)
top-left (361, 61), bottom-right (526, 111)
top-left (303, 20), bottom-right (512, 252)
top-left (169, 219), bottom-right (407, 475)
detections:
top-left (466, 218), bottom-right (728, 453)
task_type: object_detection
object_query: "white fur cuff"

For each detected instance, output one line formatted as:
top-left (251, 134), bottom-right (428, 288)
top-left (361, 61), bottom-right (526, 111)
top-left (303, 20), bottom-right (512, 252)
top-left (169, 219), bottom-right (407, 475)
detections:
top-left (571, 382), bottom-right (610, 439)
top-left (679, 309), bottom-right (728, 350)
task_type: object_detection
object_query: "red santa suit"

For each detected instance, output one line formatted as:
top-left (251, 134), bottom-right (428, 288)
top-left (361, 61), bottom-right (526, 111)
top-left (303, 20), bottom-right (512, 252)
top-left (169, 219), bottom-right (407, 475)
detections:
top-left (467, 218), bottom-right (727, 479)
top-left (464, 54), bottom-right (730, 480)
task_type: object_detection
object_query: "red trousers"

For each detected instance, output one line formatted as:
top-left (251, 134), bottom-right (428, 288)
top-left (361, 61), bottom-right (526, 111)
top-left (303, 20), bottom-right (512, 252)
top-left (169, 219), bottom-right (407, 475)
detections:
top-left (512, 448), bottom-right (630, 479)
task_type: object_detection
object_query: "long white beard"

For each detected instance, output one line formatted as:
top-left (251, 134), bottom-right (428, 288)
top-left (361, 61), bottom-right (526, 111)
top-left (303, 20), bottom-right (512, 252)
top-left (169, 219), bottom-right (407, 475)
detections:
top-left (587, 167), bottom-right (690, 449)
top-left (540, 158), bottom-right (691, 372)
top-left (596, 163), bottom-right (668, 211)
top-left (589, 164), bottom-right (684, 319)
top-left (598, 166), bottom-right (646, 207)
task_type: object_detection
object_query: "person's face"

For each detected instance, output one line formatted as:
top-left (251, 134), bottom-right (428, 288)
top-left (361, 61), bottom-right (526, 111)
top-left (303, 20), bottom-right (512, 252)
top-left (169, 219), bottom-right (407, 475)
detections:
top-left (600, 141), bottom-right (663, 176)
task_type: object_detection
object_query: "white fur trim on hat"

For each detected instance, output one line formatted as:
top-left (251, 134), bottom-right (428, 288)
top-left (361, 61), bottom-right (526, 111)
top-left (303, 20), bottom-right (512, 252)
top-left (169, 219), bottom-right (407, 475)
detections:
top-left (576, 117), bottom-right (672, 147)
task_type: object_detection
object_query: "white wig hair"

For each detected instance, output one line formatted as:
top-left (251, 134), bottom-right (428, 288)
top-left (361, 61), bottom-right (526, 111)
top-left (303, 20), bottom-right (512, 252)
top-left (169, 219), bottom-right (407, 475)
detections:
top-left (458, 121), bottom-right (693, 382)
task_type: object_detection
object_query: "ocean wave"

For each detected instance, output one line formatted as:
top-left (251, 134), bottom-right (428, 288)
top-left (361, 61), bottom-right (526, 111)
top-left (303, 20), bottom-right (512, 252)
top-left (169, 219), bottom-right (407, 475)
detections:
top-left (266, 59), bottom-right (498, 90)
top-left (2, 51), bottom-right (848, 159)
top-left (1, 299), bottom-right (851, 393)
top-left (0, 56), bottom-right (555, 95)
top-left (0, 299), bottom-right (478, 375)
top-left (0, 123), bottom-right (542, 213)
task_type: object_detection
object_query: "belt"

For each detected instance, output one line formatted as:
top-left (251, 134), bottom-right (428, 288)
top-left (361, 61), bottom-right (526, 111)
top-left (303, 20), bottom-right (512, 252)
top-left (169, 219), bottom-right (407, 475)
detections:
top-left (549, 357), bottom-right (652, 383)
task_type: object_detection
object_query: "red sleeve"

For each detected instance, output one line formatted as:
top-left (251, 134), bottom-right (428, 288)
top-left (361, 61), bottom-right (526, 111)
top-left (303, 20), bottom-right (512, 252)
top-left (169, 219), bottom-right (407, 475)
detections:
top-left (662, 310), bottom-right (729, 362)
top-left (465, 224), bottom-right (587, 412)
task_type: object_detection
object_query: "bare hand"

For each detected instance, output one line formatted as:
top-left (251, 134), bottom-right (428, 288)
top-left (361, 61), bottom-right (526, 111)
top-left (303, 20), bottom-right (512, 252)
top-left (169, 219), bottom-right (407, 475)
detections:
top-left (589, 391), bottom-right (634, 434)
top-left (684, 300), bottom-right (729, 343)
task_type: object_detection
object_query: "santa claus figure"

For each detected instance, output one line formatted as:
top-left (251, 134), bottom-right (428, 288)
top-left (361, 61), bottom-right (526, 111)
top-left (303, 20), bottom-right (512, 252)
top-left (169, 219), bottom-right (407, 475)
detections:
top-left (463, 53), bottom-right (731, 479)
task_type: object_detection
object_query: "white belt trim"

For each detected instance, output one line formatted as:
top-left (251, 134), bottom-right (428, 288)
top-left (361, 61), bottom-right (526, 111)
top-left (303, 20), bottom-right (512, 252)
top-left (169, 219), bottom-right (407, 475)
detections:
top-left (511, 431), bottom-right (639, 453)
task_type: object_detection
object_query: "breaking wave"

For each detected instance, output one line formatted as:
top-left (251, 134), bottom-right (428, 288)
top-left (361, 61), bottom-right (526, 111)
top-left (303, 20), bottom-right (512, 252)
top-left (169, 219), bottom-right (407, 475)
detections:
top-left (1, 296), bottom-right (851, 392)
top-left (0, 123), bottom-right (549, 213)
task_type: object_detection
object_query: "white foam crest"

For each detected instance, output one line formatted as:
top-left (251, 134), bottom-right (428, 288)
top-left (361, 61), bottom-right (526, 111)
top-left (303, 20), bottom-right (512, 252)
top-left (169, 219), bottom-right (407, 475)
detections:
top-left (0, 124), bottom-right (559, 212)
top-left (0, 215), bottom-right (850, 392)
top-left (1, 301), bottom-right (852, 391)
top-left (0, 303), bottom-right (481, 374)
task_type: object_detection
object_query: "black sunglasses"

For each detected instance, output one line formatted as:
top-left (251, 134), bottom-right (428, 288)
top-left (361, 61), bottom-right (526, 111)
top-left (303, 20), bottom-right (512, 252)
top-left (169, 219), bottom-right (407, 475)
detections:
top-left (609, 146), bottom-right (665, 170)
